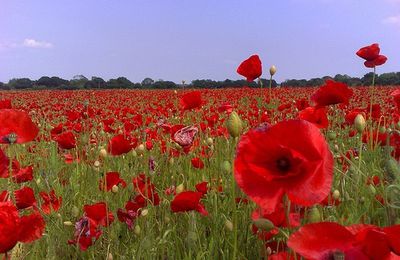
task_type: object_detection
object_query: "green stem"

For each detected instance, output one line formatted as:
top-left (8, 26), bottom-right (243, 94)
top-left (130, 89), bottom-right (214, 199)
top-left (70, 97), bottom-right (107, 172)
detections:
top-left (269, 75), bottom-right (273, 103)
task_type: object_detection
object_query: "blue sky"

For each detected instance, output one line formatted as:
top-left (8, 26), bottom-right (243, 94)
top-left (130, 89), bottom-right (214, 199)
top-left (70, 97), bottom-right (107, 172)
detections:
top-left (0, 0), bottom-right (399, 83)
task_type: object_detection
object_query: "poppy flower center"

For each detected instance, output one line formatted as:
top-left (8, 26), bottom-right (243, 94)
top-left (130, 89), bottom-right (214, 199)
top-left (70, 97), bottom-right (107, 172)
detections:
top-left (325, 250), bottom-right (345, 260)
top-left (276, 157), bottom-right (291, 173)
top-left (3, 133), bottom-right (17, 144)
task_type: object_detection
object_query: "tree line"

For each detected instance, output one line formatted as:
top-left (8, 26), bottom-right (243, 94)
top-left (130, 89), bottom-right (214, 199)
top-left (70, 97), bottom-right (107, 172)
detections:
top-left (1, 72), bottom-right (400, 90)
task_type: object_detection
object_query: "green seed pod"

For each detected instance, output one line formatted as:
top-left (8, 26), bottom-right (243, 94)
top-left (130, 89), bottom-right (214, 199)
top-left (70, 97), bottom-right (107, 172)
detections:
top-left (308, 207), bottom-right (321, 223)
top-left (72, 206), bottom-right (80, 218)
top-left (385, 157), bottom-right (400, 181)
top-left (226, 111), bottom-right (243, 138)
top-left (354, 114), bottom-right (366, 133)
top-left (369, 184), bottom-right (376, 195)
top-left (252, 218), bottom-right (275, 231)
top-left (327, 131), bottom-right (336, 141)
top-left (222, 161), bottom-right (231, 173)
top-left (134, 225), bottom-right (141, 235)
top-left (225, 220), bottom-right (233, 231)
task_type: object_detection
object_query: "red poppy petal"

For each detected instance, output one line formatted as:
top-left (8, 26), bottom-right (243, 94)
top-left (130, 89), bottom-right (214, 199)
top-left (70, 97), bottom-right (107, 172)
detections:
top-left (18, 212), bottom-right (45, 243)
top-left (288, 222), bottom-right (354, 259)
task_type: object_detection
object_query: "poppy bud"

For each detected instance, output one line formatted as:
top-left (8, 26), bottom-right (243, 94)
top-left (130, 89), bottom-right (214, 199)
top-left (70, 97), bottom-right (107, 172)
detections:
top-left (176, 183), bottom-right (184, 194)
top-left (334, 144), bottom-right (339, 152)
top-left (226, 111), bottom-right (243, 138)
top-left (252, 218), bottom-right (275, 231)
top-left (308, 207), bottom-right (321, 223)
top-left (269, 65), bottom-right (277, 76)
top-left (327, 131), bottom-right (336, 141)
top-left (354, 114), bottom-right (366, 133)
top-left (169, 157), bottom-right (174, 165)
top-left (141, 209), bottom-right (149, 217)
top-left (225, 219), bottom-right (233, 231)
top-left (165, 216), bottom-right (171, 223)
top-left (99, 148), bottom-right (108, 158)
top-left (385, 157), bottom-right (400, 180)
top-left (72, 206), bottom-right (80, 217)
top-left (107, 253), bottom-right (113, 260)
top-left (134, 225), bottom-right (141, 235)
top-left (332, 189), bottom-right (340, 200)
top-left (131, 150), bottom-right (137, 157)
top-left (63, 221), bottom-right (73, 226)
top-left (379, 126), bottom-right (386, 134)
top-left (222, 161), bottom-right (231, 173)
top-left (137, 144), bottom-right (145, 155)
top-left (36, 178), bottom-right (41, 185)
top-left (206, 137), bottom-right (213, 146)
top-left (369, 184), bottom-right (376, 195)
top-left (111, 185), bottom-right (119, 193)
top-left (93, 160), bottom-right (100, 168)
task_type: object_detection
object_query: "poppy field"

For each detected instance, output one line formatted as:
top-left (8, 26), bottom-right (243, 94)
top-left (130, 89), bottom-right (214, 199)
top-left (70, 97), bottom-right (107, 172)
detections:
top-left (1, 45), bottom-right (400, 259)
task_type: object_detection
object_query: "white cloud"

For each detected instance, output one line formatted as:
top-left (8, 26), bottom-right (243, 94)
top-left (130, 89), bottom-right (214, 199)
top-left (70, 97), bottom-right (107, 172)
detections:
top-left (23, 38), bottom-right (53, 48)
top-left (382, 15), bottom-right (400, 26)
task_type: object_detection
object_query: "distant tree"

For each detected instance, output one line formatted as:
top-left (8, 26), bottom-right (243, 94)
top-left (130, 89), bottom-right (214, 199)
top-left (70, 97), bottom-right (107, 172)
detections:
top-left (152, 80), bottom-right (177, 89)
top-left (334, 74), bottom-right (351, 84)
top-left (362, 72), bottom-right (375, 86)
top-left (84, 76), bottom-right (106, 89)
top-left (37, 76), bottom-right (69, 88)
top-left (141, 78), bottom-right (154, 87)
top-left (377, 72), bottom-right (400, 86)
top-left (106, 77), bottom-right (134, 89)
top-left (307, 78), bottom-right (324, 86)
top-left (8, 78), bottom-right (34, 89)
top-left (70, 75), bottom-right (89, 89)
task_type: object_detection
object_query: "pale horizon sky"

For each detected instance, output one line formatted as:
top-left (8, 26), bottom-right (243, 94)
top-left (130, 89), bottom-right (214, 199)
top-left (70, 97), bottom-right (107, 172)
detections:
top-left (0, 0), bottom-right (399, 84)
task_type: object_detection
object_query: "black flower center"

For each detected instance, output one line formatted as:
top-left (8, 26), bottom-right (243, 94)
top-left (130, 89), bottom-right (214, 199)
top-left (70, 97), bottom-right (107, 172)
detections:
top-left (276, 157), bottom-right (291, 173)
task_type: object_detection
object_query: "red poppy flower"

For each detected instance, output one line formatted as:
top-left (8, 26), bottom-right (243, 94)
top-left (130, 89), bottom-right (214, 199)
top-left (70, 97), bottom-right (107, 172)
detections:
top-left (170, 191), bottom-right (208, 216)
top-left (84, 202), bottom-right (114, 235)
top-left (391, 89), bottom-right (400, 111)
top-left (107, 134), bottom-right (132, 156)
top-left (237, 54), bottom-right (262, 81)
top-left (12, 165), bottom-right (34, 183)
top-left (195, 181), bottom-right (208, 196)
top-left (117, 200), bottom-right (141, 229)
top-left (180, 91), bottom-right (203, 110)
top-left (54, 131), bottom-right (76, 149)
top-left (14, 186), bottom-right (37, 210)
top-left (298, 107), bottom-right (329, 129)
top-left (0, 109), bottom-right (39, 144)
top-left (0, 202), bottom-right (45, 254)
top-left (288, 222), bottom-right (368, 259)
top-left (0, 148), bottom-right (9, 178)
top-left (356, 43), bottom-right (387, 68)
top-left (311, 80), bottom-right (353, 107)
top-left (191, 157), bottom-right (205, 169)
top-left (99, 172), bottom-right (127, 191)
top-left (173, 126), bottom-right (198, 148)
top-left (39, 190), bottom-right (62, 214)
top-left (0, 99), bottom-right (12, 109)
top-left (132, 174), bottom-right (160, 206)
top-left (234, 120), bottom-right (333, 213)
